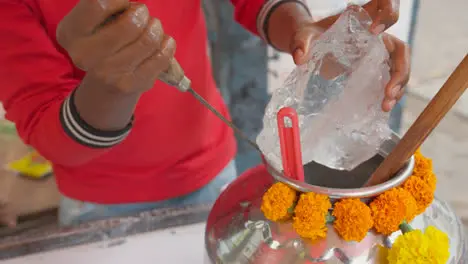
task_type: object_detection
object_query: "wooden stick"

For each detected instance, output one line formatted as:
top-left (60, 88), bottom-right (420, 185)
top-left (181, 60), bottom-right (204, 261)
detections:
top-left (364, 54), bottom-right (468, 187)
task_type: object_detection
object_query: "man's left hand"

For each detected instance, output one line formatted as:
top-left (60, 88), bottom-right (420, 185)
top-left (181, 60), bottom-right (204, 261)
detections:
top-left (288, 4), bottom-right (409, 112)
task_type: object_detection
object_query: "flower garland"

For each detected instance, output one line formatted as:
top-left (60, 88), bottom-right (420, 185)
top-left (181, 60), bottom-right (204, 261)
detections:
top-left (260, 149), bottom-right (449, 263)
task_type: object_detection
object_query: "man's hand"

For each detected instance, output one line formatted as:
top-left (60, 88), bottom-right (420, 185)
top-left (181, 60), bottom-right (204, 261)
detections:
top-left (56, 0), bottom-right (176, 131)
top-left (381, 33), bottom-right (410, 112)
top-left (267, 0), bottom-right (407, 112)
top-left (0, 200), bottom-right (16, 228)
top-left (291, 32), bottom-right (409, 113)
top-left (289, 0), bottom-right (400, 63)
top-left (291, 29), bottom-right (409, 113)
top-left (57, 0), bottom-right (175, 95)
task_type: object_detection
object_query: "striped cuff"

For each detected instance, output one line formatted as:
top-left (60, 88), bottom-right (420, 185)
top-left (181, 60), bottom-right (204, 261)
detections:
top-left (59, 89), bottom-right (133, 149)
top-left (256, 0), bottom-right (311, 50)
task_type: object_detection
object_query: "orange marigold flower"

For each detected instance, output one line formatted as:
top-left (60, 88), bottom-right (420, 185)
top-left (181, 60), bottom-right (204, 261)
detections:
top-left (415, 148), bottom-right (422, 155)
top-left (411, 149), bottom-right (437, 193)
top-left (370, 188), bottom-right (418, 235)
top-left (261, 182), bottom-right (297, 222)
top-left (415, 171), bottom-right (437, 192)
top-left (413, 150), bottom-right (433, 177)
top-left (332, 198), bottom-right (373, 242)
top-left (293, 192), bottom-right (331, 240)
top-left (397, 188), bottom-right (419, 223)
top-left (402, 176), bottom-right (434, 214)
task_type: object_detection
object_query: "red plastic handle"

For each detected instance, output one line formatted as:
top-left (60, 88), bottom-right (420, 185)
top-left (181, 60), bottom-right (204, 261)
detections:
top-left (277, 107), bottom-right (304, 181)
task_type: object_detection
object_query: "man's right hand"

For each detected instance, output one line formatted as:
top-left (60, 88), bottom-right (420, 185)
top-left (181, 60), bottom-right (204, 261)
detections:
top-left (56, 0), bottom-right (176, 131)
top-left (57, 0), bottom-right (175, 95)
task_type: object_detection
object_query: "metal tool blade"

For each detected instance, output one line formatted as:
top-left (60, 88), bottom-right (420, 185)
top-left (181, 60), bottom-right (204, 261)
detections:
top-left (187, 88), bottom-right (261, 153)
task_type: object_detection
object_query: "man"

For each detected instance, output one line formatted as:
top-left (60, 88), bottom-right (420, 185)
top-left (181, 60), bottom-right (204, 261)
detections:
top-left (0, 0), bottom-right (409, 227)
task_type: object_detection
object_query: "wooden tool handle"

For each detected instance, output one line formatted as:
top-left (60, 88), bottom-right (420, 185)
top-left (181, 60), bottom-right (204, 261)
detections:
top-left (159, 58), bottom-right (185, 87)
top-left (364, 54), bottom-right (468, 187)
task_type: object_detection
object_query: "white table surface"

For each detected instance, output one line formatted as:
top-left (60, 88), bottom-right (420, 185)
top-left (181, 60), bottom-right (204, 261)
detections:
top-left (2, 223), bottom-right (207, 264)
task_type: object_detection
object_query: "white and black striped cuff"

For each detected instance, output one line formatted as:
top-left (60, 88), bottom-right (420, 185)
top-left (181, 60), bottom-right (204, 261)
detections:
top-left (256, 0), bottom-right (311, 50)
top-left (59, 90), bottom-right (133, 148)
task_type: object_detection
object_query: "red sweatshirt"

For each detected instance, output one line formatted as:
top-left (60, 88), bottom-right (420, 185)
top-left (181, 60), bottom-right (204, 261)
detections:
top-left (0, 0), bottom-right (284, 203)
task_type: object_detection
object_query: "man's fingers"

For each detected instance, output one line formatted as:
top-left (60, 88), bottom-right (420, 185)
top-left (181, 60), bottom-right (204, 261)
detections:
top-left (384, 35), bottom-right (410, 99)
top-left (380, 34), bottom-right (410, 112)
top-left (370, 0), bottom-right (400, 34)
top-left (67, 4), bottom-right (150, 70)
top-left (382, 99), bottom-right (396, 112)
top-left (136, 36), bottom-right (176, 88)
top-left (395, 86), bottom-right (406, 101)
top-left (58, 0), bottom-right (130, 42)
top-left (291, 30), bottom-right (313, 65)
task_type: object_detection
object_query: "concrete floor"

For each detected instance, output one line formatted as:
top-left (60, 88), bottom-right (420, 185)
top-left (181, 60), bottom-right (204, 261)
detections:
top-left (404, 0), bottom-right (468, 224)
top-left (408, 0), bottom-right (468, 117)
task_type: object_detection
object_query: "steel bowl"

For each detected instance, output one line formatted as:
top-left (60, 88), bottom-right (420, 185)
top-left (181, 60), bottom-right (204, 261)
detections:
top-left (204, 133), bottom-right (467, 263)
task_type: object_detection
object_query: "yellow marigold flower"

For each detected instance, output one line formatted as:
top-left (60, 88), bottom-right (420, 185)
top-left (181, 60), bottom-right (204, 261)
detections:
top-left (377, 245), bottom-right (390, 263)
top-left (332, 198), bottom-right (373, 242)
top-left (388, 225), bottom-right (450, 264)
top-left (261, 182), bottom-right (297, 221)
top-left (370, 188), bottom-right (418, 235)
top-left (402, 176), bottom-right (434, 214)
top-left (293, 192), bottom-right (331, 240)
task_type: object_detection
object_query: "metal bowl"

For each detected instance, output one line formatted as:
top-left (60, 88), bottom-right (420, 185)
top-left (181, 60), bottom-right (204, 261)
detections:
top-left (204, 133), bottom-right (467, 263)
top-left (264, 133), bottom-right (414, 199)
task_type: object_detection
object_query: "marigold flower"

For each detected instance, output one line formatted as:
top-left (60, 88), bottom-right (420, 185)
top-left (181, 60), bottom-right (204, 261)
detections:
top-left (332, 198), bottom-right (373, 242)
top-left (261, 182), bottom-right (297, 221)
top-left (370, 188), bottom-right (418, 235)
top-left (402, 176), bottom-right (434, 214)
top-left (293, 192), bottom-right (331, 240)
top-left (416, 171), bottom-right (437, 192)
top-left (411, 150), bottom-right (437, 191)
top-left (387, 224), bottom-right (450, 264)
top-left (413, 150), bottom-right (433, 177)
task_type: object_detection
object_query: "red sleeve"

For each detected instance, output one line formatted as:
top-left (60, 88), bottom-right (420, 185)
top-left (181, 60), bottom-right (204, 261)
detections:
top-left (0, 1), bottom-right (130, 167)
top-left (229, 0), bottom-right (266, 36)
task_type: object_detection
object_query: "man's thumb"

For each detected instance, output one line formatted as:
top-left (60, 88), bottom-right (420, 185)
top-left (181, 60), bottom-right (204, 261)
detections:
top-left (290, 27), bottom-right (322, 65)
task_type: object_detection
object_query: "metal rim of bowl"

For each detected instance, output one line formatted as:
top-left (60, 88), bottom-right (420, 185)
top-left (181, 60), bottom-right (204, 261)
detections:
top-left (264, 155), bottom-right (415, 199)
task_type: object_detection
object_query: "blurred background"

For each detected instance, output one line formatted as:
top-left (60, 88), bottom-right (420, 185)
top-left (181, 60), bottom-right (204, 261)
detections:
top-left (401, 0), bottom-right (468, 226)
top-left (0, 0), bottom-right (467, 232)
